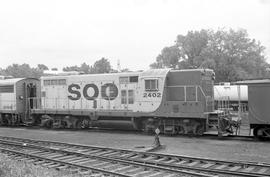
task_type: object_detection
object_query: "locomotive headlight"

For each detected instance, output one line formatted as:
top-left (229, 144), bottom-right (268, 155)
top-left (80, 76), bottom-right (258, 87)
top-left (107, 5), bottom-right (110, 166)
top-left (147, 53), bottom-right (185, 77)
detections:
top-left (19, 95), bottom-right (24, 100)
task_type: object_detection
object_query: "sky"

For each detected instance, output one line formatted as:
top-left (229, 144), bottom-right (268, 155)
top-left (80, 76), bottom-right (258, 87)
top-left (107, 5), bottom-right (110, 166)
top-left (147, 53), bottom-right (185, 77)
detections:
top-left (0, 0), bottom-right (269, 71)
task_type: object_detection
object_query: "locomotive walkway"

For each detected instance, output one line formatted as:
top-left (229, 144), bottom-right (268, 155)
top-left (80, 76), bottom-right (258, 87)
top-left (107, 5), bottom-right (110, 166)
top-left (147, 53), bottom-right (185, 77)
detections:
top-left (0, 135), bottom-right (269, 177)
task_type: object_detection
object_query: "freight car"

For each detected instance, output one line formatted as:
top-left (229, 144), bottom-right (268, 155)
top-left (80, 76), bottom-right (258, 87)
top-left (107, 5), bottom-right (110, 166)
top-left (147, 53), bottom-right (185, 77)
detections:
top-left (236, 80), bottom-right (270, 138)
top-left (0, 78), bottom-right (40, 125)
top-left (214, 83), bottom-right (248, 111)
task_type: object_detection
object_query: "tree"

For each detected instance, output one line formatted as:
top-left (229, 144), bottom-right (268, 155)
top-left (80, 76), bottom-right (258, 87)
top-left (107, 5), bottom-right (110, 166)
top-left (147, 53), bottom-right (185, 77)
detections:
top-left (63, 63), bottom-right (91, 74)
top-left (37, 64), bottom-right (49, 71)
top-left (80, 62), bottom-right (91, 74)
top-left (91, 58), bottom-right (112, 74)
top-left (150, 46), bottom-right (181, 69)
top-left (150, 28), bottom-right (269, 82)
top-left (62, 59), bottom-right (113, 74)
top-left (63, 65), bottom-right (80, 72)
top-left (2, 64), bottom-right (43, 78)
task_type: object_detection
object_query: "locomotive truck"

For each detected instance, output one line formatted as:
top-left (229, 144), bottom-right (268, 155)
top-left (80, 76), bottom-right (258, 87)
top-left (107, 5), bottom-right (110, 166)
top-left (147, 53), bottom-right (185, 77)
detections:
top-left (0, 69), bottom-right (233, 135)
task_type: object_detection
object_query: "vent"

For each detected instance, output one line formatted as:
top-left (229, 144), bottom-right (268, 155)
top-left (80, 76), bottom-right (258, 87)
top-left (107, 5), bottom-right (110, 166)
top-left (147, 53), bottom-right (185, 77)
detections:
top-left (0, 85), bottom-right (14, 93)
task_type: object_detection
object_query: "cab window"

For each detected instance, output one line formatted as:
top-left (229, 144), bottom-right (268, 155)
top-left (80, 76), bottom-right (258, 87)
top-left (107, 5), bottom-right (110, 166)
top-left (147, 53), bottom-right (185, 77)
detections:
top-left (145, 79), bottom-right (158, 91)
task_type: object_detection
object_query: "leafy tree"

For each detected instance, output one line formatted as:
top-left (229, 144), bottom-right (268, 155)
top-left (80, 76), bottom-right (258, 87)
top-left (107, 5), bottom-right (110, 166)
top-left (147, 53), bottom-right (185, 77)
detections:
top-left (37, 64), bottom-right (49, 71)
top-left (150, 46), bottom-right (181, 69)
top-left (63, 65), bottom-right (80, 72)
top-left (63, 59), bottom-right (113, 74)
top-left (91, 58), bottom-right (112, 74)
top-left (1, 64), bottom-right (43, 78)
top-left (151, 29), bottom-right (269, 82)
top-left (80, 62), bottom-right (92, 74)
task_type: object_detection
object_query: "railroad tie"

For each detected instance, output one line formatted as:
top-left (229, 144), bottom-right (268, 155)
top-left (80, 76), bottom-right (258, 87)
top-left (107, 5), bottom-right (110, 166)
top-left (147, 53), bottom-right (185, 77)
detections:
top-left (200, 163), bottom-right (214, 168)
top-left (101, 163), bottom-right (121, 171)
top-left (68, 158), bottom-right (90, 164)
top-left (228, 166), bottom-right (242, 171)
top-left (215, 164), bottom-right (228, 169)
top-left (47, 163), bottom-right (62, 168)
top-left (101, 151), bottom-right (120, 157)
top-left (76, 159), bottom-right (98, 165)
top-left (187, 161), bottom-right (200, 166)
top-left (94, 150), bottom-right (114, 156)
top-left (76, 149), bottom-right (91, 153)
top-left (133, 170), bottom-right (154, 176)
top-left (33, 160), bottom-right (46, 165)
top-left (55, 165), bottom-right (69, 170)
top-left (153, 157), bottom-right (167, 162)
top-left (125, 167), bottom-right (145, 174)
top-left (145, 171), bottom-right (165, 177)
top-left (111, 165), bottom-right (134, 173)
top-left (44, 153), bottom-right (64, 159)
top-left (86, 149), bottom-right (103, 154)
top-left (142, 156), bottom-right (157, 161)
top-left (256, 167), bottom-right (269, 174)
top-left (129, 154), bottom-right (142, 159)
top-left (118, 153), bottom-right (136, 158)
top-left (162, 159), bottom-right (177, 164)
top-left (241, 166), bottom-right (255, 173)
top-left (163, 173), bottom-right (179, 177)
top-left (54, 155), bottom-right (77, 161)
top-left (91, 161), bottom-right (112, 168)
top-left (175, 160), bottom-right (187, 165)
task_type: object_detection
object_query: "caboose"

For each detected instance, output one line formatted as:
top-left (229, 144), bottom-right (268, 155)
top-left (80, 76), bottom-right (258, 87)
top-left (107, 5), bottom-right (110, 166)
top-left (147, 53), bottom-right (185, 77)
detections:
top-left (0, 77), bottom-right (40, 125)
top-left (30, 69), bottom-right (232, 135)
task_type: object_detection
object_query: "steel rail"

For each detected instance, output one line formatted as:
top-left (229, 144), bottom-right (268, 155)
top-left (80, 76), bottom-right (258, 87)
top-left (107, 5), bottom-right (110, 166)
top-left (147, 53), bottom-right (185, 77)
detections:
top-left (0, 139), bottom-right (214, 177)
top-left (0, 136), bottom-right (270, 176)
top-left (5, 140), bottom-right (269, 177)
top-left (0, 147), bottom-right (131, 177)
top-left (0, 135), bottom-right (269, 167)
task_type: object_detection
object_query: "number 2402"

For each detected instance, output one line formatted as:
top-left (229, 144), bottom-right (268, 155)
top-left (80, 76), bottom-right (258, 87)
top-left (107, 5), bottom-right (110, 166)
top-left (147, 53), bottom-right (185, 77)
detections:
top-left (143, 92), bottom-right (161, 98)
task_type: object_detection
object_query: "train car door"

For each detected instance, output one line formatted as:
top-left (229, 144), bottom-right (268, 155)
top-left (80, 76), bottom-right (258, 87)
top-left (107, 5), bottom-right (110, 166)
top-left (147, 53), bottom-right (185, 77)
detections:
top-left (25, 83), bottom-right (37, 111)
top-left (22, 81), bottom-right (37, 121)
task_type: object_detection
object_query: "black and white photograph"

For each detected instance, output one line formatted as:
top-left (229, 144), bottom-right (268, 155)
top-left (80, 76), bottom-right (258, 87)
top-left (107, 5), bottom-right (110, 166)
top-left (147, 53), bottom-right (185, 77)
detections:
top-left (0, 0), bottom-right (270, 176)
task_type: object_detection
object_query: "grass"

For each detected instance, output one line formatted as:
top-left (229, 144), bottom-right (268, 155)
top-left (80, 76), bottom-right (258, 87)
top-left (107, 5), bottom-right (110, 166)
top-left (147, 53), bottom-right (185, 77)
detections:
top-left (0, 153), bottom-right (88, 177)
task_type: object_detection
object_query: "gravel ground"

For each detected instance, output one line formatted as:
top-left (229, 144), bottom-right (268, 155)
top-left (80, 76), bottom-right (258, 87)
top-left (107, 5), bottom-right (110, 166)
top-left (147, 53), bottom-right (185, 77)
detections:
top-left (0, 127), bottom-right (269, 164)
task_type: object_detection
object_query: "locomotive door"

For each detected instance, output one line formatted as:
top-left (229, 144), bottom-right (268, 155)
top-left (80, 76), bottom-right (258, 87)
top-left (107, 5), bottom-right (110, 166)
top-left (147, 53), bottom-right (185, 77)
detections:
top-left (23, 82), bottom-right (37, 121)
top-left (27, 83), bottom-right (37, 109)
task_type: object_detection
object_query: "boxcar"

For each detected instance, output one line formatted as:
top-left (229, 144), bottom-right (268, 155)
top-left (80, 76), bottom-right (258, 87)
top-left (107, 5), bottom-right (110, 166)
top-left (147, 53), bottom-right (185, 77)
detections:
top-left (236, 79), bottom-right (270, 138)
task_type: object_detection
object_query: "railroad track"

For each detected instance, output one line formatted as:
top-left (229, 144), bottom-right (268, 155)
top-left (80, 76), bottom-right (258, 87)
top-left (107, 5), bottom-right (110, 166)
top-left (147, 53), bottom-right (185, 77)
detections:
top-left (0, 136), bottom-right (214, 177)
top-left (0, 136), bottom-right (269, 177)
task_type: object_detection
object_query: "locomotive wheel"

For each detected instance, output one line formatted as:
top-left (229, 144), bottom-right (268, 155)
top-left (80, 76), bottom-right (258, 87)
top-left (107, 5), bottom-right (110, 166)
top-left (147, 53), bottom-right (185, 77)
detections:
top-left (253, 127), bottom-right (263, 139)
top-left (141, 119), bottom-right (155, 134)
top-left (46, 119), bottom-right (53, 128)
top-left (195, 126), bottom-right (204, 136)
top-left (75, 120), bottom-right (83, 129)
top-left (254, 127), bottom-right (270, 139)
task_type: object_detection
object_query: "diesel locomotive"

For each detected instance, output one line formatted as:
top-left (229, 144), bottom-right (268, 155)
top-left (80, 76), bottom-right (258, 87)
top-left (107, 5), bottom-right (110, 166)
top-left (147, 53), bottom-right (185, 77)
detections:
top-left (0, 69), bottom-right (234, 135)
